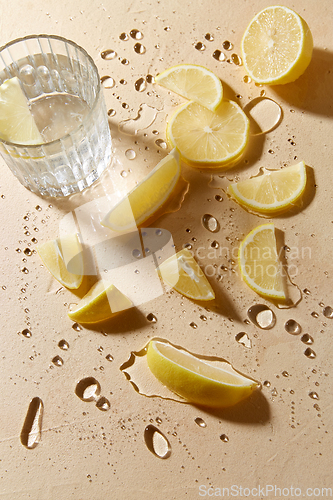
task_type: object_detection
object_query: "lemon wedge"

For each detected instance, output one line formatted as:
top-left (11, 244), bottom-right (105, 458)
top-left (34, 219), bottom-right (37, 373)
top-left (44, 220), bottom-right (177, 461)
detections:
top-left (241, 6), bottom-right (313, 85)
top-left (155, 64), bottom-right (223, 111)
top-left (228, 161), bottom-right (307, 214)
top-left (167, 100), bottom-right (249, 168)
top-left (157, 248), bottom-right (215, 301)
top-left (0, 77), bottom-right (43, 144)
top-left (68, 281), bottom-right (133, 324)
top-left (238, 223), bottom-right (285, 300)
top-left (147, 340), bottom-right (260, 408)
top-left (37, 234), bottom-right (84, 290)
top-left (101, 149), bottom-right (180, 231)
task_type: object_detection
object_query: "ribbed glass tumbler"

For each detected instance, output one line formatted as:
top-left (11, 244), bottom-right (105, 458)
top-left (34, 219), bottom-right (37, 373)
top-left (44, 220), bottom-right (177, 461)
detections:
top-left (0, 35), bottom-right (112, 197)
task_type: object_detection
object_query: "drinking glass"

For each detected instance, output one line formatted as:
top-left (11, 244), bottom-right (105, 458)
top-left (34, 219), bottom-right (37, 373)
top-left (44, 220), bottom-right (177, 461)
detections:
top-left (0, 34), bottom-right (112, 197)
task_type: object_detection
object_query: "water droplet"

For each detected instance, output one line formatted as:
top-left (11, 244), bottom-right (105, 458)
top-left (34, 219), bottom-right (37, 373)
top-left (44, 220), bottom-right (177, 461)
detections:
top-left (195, 42), bottom-right (206, 51)
top-left (105, 354), bottom-right (114, 362)
top-left (200, 315), bottom-right (207, 321)
top-left (96, 396), bottom-right (110, 411)
top-left (235, 332), bottom-right (252, 348)
top-left (231, 53), bottom-right (242, 65)
top-left (21, 267), bottom-right (29, 274)
top-left (309, 391), bottom-right (319, 400)
top-left (101, 49), bottom-right (117, 60)
top-left (284, 319), bottom-right (301, 335)
top-left (155, 138), bottom-right (167, 149)
top-left (271, 387), bottom-right (278, 397)
top-left (120, 170), bottom-right (128, 178)
top-left (323, 306), bottom-right (333, 319)
top-left (301, 334), bottom-right (314, 344)
top-left (101, 75), bottom-right (115, 88)
top-left (120, 78), bottom-right (127, 85)
top-left (243, 75), bottom-right (252, 83)
top-left (24, 248), bottom-right (32, 256)
top-left (263, 380), bottom-right (271, 387)
top-left (164, 26), bottom-right (171, 32)
top-left (122, 102), bottom-right (129, 109)
top-left (52, 355), bottom-right (63, 366)
top-left (72, 322), bottom-right (82, 331)
top-left (35, 205), bottom-right (42, 211)
top-left (20, 397), bottom-right (43, 449)
top-left (222, 40), bottom-right (233, 50)
top-left (125, 148), bottom-right (136, 160)
top-left (119, 32), bottom-right (129, 41)
top-left (135, 77), bottom-right (147, 92)
top-left (195, 417), bottom-right (207, 428)
top-left (202, 214), bottom-right (220, 233)
top-left (215, 194), bottom-right (223, 202)
top-left (134, 43), bottom-right (146, 54)
top-left (205, 33), bottom-right (214, 41)
top-left (247, 304), bottom-right (276, 329)
top-left (212, 49), bottom-right (226, 62)
top-left (132, 248), bottom-right (142, 259)
top-left (282, 370), bottom-right (289, 377)
top-left (21, 328), bottom-right (32, 338)
top-left (211, 240), bottom-right (219, 249)
top-left (58, 339), bottom-right (69, 350)
top-left (130, 29), bottom-right (143, 40)
top-left (156, 417), bottom-right (162, 424)
top-left (108, 108), bottom-right (116, 117)
top-left (220, 433), bottom-right (229, 442)
top-left (121, 58), bottom-right (129, 65)
top-left (304, 348), bottom-right (316, 359)
top-left (311, 311), bottom-right (319, 318)
top-left (75, 377), bottom-right (101, 402)
top-left (190, 322), bottom-right (197, 329)
top-left (147, 313), bottom-right (157, 323)
top-left (144, 425), bottom-right (171, 459)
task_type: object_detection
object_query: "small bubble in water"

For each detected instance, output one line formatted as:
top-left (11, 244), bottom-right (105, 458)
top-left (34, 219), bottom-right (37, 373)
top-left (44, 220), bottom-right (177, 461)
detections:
top-left (284, 319), bottom-right (301, 335)
top-left (105, 354), bottom-right (114, 362)
top-left (147, 313), bottom-right (157, 323)
top-left (309, 391), bottom-right (319, 400)
top-left (195, 42), bottom-right (206, 51)
top-left (220, 434), bottom-right (229, 442)
top-left (21, 328), bottom-right (32, 338)
top-left (130, 29), bottom-right (143, 40)
top-left (222, 40), bottom-right (233, 50)
top-left (101, 76), bottom-right (115, 88)
top-left (135, 77), bottom-right (147, 92)
top-left (101, 49), bottom-right (117, 60)
top-left (119, 32), bottom-right (129, 41)
top-left (323, 306), bottom-right (333, 318)
top-left (247, 304), bottom-right (276, 329)
top-left (72, 322), bottom-right (82, 331)
top-left (144, 425), bottom-right (171, 459)
top-left (304, 348), bottom-right (316, 359)
top-left (202, 214), bottom-right (220, 233)
top-left (108, 109), bottom-right (116, 117)
top-left (96, 396), bottom-right (110, 411)
top-left (58, 339), bottom-right (69, 350)
top-left (52, 355), bottom-right (63, 366)
top-left (212, 49), bottom-right (226, 62)
top-left (195, 417), bottom-right (207, 428)
top-left (301, 334), bottom-right (314, 344)
top-left (24, 248), bottom-right (32, 256)
top-left (125, 149), bottom-right (136, 160)
top-left (155, 138), bottom-right (167, 149)
top-left (134, 43), bottom-right (146, 54)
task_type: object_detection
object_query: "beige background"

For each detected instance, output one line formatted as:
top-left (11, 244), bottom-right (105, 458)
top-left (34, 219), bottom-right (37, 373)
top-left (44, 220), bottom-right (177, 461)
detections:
top-left (0, 0), bottom-right (332, 498)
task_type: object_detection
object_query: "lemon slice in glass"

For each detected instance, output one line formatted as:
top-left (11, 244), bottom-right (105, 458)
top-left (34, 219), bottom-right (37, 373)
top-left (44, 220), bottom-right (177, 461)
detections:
top-left (0, 77), bottom-right (43, 144)
top-left (37, 234), bottom-right (84, 290)
top-left (157, 248), bottom-right (215, 301)
top-left (167, 100), bottom-right (249, 168)
top-left (68, 281), bottom-right (133, 324)
top-left (101, 149), bottom-right (180, 231)
top-left (155, 64), bottom-right (223, 111)
top-left (241, 6), bottom-right (313, 85)
top-left (238, 223), bottom-right (285, 300)
top-left (228, 161), bottom-right (307, 214)
top-left (147, 340), bottom-right (260, 408)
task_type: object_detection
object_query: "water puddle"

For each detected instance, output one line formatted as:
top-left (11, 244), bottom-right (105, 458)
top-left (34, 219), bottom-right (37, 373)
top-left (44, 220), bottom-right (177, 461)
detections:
top-left (243, 97), bottom-right (282, 135)
top-left (118, 103), bottom-right (158, 135)
top-left (20, 397), bottom-right (44, 449)
top-left (144, 424), bottom-right (171, 459)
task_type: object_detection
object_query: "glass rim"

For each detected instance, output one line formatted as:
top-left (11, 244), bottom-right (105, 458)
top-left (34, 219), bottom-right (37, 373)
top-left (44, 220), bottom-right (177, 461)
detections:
top-left (0, 34), bottom-right (103, 149)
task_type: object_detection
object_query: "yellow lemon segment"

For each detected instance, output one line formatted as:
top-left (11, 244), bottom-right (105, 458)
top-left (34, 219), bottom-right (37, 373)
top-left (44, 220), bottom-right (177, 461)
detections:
top-left (167, 100), bottom-right (249, 168)
top-left (101, 149), bottom-right (180, 231)
top-left (228, 161), bottom-right (307, 214)
top-left (238, 223), bottom-right (285, 300)
top-left (0, 77), bottom-right (43, 144)
top-left (37, 234), bottom-right (84, 290)
top-left (147, 340), bottom-right (260, 408)
top-left (155, 64), bottom-right (223, 111)
top-left (68, 281), bottom-right (133, 324)
top-left (241, 6), bottom-right (313, 85)
top-left (157, 248), bottom-right (215, 301)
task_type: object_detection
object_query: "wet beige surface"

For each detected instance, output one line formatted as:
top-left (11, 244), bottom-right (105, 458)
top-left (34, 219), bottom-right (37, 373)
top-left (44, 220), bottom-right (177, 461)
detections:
top-left (0, 0), bottom-right (332, 498)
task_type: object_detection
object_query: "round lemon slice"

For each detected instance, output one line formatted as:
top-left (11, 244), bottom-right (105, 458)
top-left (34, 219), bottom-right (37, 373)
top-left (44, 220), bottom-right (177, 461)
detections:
top-left (0, 77), bottom-right (43, 145)
top-left (157, 248), bottom-right (215, 301)
top-left (167, 100), bottom-right (249, 168)
top-left (238, 223), bottom-right (285, 300)
top-left (37, 234), bottom-right (84, 290)
top-left (147, 340), bottom-right (260, 408)
top-left (228, 161), bottom-right (307, 214)
top-left (101, 149), bottom-right (180, 231)
top-left (155, 64), bottom-right (223, 111)
top-left (68, 281), bottom-right (133, 324)
top-left (241, 6), bottom-right (313, 85)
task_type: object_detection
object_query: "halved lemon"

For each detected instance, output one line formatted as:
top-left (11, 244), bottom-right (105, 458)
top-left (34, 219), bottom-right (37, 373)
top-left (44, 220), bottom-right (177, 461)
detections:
top-left (241, 6), bottom-right (313, 85)
top-left (167, 100), bottom-right (249, 168)
top-left (0, 77), bottom-right (43, 144)
top-left (68, 281), bottom-right (133, 324)
top-left (238, 223), bottom-right (285, 300)
top-left (37, 234), bottom-right (84, 289)
top-left (147, 339), bottom-right (260, 408)
top-left (228, 161), bottom-right (307, 214)
top-left (156, 248), bottom-right (215, 301)
top-left (101, 149), bottom-right (180, 231)
top-left (155, 64), bottom-right (223, 111)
